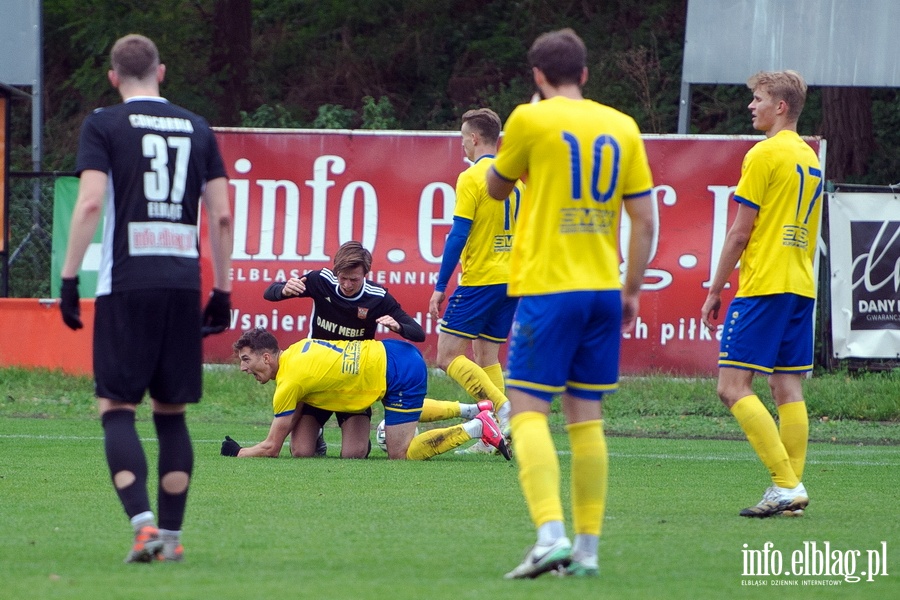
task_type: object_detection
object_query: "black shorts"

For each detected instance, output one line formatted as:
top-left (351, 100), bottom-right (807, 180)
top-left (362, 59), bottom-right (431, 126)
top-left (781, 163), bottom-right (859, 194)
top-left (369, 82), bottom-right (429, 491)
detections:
top-left (302, 405), bottom-right (373, 427)
top-left (93, 289), bottom-right (202, 404)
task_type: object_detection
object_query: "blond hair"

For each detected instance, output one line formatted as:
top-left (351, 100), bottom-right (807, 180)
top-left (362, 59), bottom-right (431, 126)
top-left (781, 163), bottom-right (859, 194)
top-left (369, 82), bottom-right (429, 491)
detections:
top-left (747, 70), bottom-right (807, 122)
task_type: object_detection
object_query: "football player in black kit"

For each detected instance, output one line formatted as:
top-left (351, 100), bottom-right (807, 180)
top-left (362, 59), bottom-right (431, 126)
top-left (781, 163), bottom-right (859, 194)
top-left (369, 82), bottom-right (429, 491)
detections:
top-left (59, 34), bottom-right (233, 564)
top-left (264, 241), bottom-right (492, 458)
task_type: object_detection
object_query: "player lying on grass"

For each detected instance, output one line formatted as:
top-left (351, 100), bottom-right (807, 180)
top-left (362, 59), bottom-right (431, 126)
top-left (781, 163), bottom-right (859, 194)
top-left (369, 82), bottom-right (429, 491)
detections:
top-left (221, 327), bottom-right (510, 460)
top-left (263, 240), bottom-right (500, 458)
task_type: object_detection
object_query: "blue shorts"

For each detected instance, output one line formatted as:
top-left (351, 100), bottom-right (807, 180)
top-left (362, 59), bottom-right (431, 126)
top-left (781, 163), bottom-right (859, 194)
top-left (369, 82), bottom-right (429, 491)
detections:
top-left (382, 339), bottom-right (427, 425)
top-left (719, 294), bottom-right (815, 374)
top-left (439, 283), bottom-right (518, 343)
top-left (507, 291), bottom-right (621, 402)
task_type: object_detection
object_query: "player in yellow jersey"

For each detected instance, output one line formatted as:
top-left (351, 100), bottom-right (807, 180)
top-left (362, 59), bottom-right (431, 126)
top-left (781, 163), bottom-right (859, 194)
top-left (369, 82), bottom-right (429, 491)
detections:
top-left (264, 241), bottom-right (492, 458)
top-left (429, 108), bottom-right (524, 454)
top-left (486, 29), bottom-right (655, 579)
top-left (220, 328), bottom-right (510, 460)
top-left (701, 70), bottom-right (821, 519)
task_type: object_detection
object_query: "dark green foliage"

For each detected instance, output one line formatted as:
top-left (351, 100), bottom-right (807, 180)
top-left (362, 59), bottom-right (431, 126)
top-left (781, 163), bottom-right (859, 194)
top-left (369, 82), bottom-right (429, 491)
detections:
top-left (12, 1), bottom-right (898, 182)
top-left (361, 96), bottom-right (400, 129)
top-left (239, 103), bottom-right (305, 128)
top-left (312, 104), bottom-right (356, 129)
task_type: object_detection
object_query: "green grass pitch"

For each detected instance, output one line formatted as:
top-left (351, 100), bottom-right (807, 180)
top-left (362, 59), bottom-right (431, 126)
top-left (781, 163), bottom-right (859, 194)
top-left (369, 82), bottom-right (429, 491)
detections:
top-left (1, 416), bottom-right (898, 600)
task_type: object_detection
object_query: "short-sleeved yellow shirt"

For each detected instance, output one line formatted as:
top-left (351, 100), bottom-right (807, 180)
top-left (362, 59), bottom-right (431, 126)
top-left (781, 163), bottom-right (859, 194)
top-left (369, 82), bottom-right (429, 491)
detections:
top-left (492, 96), bottom-right (653, 296)
top-left (732, 130), bottom-right (823, 298)
top-left (272, 339), bottom-right (387, 417)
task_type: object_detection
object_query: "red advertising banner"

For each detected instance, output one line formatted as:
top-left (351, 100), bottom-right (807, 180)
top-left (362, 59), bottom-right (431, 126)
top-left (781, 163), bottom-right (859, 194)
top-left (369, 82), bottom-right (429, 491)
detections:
top-left (202, 129), bottom-right (821, 376)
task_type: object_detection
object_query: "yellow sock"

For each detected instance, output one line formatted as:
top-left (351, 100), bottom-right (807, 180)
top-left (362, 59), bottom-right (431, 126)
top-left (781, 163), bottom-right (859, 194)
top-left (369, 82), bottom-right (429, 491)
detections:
top-left (731, 395), bottom-right (799, 488)
top-left (511, 411), bottom-right (563, 527)
top-left (567, 419), bottom-right (607, 536)
top-left (419, 398), bottom-right (462, 422)
top-left (406, 424), bottom-right (471, 460)
top-left (777, 401), bottom-right (808, 480)
top-left (482, 363), bottom-right (508, 414)
top-left (447, 355), bottom-right (508, 407)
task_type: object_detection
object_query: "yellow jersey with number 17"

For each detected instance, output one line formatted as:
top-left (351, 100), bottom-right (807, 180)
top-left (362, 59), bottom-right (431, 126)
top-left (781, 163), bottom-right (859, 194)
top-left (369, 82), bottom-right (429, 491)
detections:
top-left (272, 339), bottom-right (387, 417)
top-left (492, 96), bottom-right (653, 296)
top-left (732, 130), bottom-right (822, 299)
top-left (454, 155), bottom-right (523, 286)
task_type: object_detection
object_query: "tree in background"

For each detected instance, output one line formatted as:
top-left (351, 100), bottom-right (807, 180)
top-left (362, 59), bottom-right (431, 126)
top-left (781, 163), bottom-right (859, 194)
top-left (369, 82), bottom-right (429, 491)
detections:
top-left (209, 0), bottom-right (253, 125)
top-left (10, 0), bottom-right (896, 185)
top-left (822, 87), bottom-right (876, 182)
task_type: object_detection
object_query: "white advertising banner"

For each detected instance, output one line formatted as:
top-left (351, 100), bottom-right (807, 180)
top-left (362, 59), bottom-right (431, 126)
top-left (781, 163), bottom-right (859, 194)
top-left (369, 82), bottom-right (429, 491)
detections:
top-left (829, 191), bottom-right (900, 359)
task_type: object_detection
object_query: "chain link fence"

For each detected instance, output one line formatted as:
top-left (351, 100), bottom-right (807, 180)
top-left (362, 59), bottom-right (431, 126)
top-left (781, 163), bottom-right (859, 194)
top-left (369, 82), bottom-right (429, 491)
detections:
top-left (3, 173), bottom-right (71, 298)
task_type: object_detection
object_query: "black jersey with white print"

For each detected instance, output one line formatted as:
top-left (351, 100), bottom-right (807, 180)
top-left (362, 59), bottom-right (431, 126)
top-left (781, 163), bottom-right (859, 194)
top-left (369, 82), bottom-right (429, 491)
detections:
top-left (75, 97), bottom-right (227, 295)
top-left (263, 269), bottom-right (425, 342)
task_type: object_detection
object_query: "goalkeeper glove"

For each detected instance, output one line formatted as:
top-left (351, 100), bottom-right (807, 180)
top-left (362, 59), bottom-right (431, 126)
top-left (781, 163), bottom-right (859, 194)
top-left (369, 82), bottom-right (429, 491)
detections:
top-left (60, 277), bottom-right (83, 330)
top-left (221, 435), bottom-right (242, 457)
top-left (202, 289), bottom-right (231, 337)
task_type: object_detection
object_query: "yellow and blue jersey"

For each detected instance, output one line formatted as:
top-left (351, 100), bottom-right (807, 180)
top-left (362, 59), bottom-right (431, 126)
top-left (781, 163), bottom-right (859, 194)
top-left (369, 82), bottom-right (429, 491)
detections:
top-left (492, 96), bottom-right (653, 296)
top-left (732, 130), bottom-right (822, 299)
top-left (454, 156), bottom-right (522, 286)
top-left (272, 339), bottom-right (387, 417)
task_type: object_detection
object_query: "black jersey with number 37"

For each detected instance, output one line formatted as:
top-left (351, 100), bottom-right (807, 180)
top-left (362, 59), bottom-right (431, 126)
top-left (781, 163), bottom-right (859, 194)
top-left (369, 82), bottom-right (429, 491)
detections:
top-left (75, 97), bottom-right (227, 295)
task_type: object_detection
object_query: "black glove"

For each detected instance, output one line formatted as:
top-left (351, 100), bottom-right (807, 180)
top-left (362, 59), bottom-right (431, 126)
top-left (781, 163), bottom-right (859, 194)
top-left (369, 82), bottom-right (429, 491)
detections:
top-left (202, 289), bottom-right (231, 337)
top-left (221, 435), bottom-right (242, 457)
top-left (60, 277), bottom-right (83, 330)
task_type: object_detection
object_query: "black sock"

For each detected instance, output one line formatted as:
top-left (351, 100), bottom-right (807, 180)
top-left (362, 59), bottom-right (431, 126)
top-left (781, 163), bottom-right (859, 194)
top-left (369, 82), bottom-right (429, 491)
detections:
top-left (101, 410), bottom-right (151, 519)
top-left (154, 412), bottom-right (194, 531)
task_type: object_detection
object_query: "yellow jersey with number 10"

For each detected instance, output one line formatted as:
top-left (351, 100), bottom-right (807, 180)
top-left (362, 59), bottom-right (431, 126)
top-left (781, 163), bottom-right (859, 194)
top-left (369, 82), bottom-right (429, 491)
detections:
top-left (492, 96), bottom-right (653, 296)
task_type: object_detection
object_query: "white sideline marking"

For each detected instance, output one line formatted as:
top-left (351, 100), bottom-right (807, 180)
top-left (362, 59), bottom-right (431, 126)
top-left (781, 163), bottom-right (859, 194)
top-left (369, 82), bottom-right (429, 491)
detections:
top-left (605, 451), bottom-right (900, 467)
top-left (0, 433), bottom-right (332, 451)
top-left (1, 433), bottom-right (898, 466)
top-left (0, 433), bottom-right (309, 448)
top-left (0, 434), bottom-right (106, 441)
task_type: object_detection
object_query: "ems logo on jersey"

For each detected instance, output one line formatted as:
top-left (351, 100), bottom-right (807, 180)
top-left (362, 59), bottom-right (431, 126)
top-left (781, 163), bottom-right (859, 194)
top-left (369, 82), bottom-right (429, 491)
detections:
top-left (357, 307), bottom-right (369, 320)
